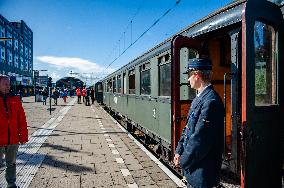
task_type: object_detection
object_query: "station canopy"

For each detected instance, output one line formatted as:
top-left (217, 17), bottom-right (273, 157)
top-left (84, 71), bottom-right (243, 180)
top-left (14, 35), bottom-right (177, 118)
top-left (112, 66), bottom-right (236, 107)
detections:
top-left (56, 77), bottom-right (84, 89)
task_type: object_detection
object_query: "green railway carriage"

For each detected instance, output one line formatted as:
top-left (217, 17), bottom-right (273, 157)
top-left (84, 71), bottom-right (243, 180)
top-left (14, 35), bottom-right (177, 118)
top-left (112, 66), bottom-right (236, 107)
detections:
top-left (101, 0), bottom-right (284, 187)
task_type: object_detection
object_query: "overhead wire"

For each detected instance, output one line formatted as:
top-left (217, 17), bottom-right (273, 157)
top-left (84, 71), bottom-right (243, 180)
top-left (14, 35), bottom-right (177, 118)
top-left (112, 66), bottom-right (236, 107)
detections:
top-left (105, 0), bottom-right (182, 69)
top-left (102, 0), bottom-right (145, 65)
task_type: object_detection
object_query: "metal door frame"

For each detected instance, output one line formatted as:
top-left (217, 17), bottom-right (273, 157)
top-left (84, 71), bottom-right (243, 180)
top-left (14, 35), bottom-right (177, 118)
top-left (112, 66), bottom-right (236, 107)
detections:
top-left (170, 35), bottom-right (203, 157)
top-left (241, 0), bottom-right (284, 187)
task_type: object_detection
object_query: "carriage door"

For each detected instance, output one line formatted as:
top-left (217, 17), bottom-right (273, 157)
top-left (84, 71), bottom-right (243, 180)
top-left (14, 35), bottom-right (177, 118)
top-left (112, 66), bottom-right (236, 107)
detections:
top-left (241, 1), bottom-right (284, 187)
top-left (171, 35), bottom-right (203, 156)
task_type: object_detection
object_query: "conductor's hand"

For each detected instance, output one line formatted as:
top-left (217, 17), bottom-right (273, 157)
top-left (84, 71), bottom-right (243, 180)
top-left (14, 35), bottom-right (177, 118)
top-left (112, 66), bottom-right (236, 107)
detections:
top-left (174, 153), bottom-right (181, 167)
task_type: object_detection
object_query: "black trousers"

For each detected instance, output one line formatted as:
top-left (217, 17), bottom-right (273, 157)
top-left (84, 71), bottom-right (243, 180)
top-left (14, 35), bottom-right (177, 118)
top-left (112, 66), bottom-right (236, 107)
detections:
top-left (77, 96), bottom-right (81, 103)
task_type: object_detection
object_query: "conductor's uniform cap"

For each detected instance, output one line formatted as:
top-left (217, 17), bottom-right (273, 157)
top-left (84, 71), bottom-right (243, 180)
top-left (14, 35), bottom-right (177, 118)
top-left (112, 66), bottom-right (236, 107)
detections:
top-left (183, 58), bottom-right (212, 74)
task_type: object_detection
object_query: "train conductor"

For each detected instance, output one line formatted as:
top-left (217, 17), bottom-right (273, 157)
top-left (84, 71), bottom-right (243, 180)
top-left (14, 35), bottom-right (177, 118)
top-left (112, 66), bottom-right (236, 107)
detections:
top-left (174, 58), bottom-right (225, 188)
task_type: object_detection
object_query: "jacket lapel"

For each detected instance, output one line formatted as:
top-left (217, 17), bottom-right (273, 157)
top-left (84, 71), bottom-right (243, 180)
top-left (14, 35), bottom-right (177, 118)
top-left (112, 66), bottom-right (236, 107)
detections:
top-left (195, 85), bottom-right (213, 104)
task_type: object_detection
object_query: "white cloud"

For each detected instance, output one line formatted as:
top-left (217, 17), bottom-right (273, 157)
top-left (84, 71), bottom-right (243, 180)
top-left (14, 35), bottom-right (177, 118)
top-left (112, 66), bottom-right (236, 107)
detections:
top-left (50, 72), bottom-right (61, 81)
top-left (36, 56), bottom-right (114, 74)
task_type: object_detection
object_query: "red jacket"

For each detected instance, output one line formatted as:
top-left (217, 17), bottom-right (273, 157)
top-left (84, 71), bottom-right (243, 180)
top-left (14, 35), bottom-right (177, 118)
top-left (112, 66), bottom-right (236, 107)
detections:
top-left (76, 88), bottom-right (81, 96)
top-left (82, 89), bottom-right (86, 96)
top-left (0, 95), bottom-right (28, 146)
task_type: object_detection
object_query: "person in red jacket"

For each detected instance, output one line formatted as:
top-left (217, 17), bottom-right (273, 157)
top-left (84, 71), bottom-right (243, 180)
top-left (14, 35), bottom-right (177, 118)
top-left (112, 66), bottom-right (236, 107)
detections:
top-left (76, 87), bottom-right (81, 104)
top-left (0, 75), bottom-right (28, 188)
top-left (82, 87), bottom-right (86, 103)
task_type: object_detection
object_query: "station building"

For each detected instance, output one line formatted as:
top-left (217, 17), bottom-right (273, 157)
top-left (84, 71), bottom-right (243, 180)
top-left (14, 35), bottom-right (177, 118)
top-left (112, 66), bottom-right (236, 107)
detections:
top-left (0, 14), bottom-right (33, 95)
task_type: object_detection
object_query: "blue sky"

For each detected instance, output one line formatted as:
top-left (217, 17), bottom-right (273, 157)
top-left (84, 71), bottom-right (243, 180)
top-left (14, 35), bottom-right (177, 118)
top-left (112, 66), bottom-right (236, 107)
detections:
top-left (0, 0), bottom-right (232, 85)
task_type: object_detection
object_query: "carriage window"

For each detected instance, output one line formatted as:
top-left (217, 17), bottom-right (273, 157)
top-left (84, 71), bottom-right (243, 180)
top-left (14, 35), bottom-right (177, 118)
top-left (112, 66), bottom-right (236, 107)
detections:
top-left (112, 77), bottom-right (116, 93)
top-left (254, 21), bottom-right (277, 106)
top-left (129, 69), bottom-right (135, 94)
top-left (123, 73), bottom-right (126, 94)
top-left (107, 79), bottom-right (112, 92)
top-left (140, 63), bottom-right (151, 95)
top-left (159, 63), bottom-right (171, 96)
top-left (117, 75), bottom-right (121, 93)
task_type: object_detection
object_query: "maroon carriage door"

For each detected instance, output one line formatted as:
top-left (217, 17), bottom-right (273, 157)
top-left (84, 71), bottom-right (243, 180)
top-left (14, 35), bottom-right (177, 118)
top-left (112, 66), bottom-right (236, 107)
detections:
top-left (241, 0), bottom-right (284, 187)
top-left (170, 35), bottom-right (203, 157)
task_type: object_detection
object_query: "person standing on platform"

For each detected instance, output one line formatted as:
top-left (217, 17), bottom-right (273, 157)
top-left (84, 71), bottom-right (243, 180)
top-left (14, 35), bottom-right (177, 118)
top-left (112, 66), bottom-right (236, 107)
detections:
top-left (76, 87), bottom-right (81, 104)
top-left (52, 89), bottom-right (60, 105)
top-left (82, 87), bottom-right (86, 103)
top-left (174, 58), bottom-right (224, 188)
top-left (0, 75), bottom-right (28, 188)
top-left (42, 88), bottom-right (48, 105)
top-left (90, 87), bottom-right (95, 104)
top-left (62, 88), bottom-right (68, 103)
top-left (85, 87), bottom-right (90, 106)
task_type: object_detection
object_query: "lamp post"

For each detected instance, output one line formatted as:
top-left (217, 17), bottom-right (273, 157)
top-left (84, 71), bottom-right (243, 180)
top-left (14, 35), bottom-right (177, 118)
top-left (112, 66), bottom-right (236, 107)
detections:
top-left (33, 69), bottom-right (47, 102)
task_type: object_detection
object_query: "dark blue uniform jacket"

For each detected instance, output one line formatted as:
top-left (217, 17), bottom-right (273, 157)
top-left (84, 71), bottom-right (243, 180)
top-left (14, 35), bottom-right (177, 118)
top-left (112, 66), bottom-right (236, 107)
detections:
top-left (175, 85), bottom-right (224, 188)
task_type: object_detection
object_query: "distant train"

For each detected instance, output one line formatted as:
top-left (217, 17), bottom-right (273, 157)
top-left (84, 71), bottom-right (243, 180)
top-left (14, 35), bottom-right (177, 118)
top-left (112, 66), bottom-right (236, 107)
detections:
top-left (95, 0), bottom-right (284, 187)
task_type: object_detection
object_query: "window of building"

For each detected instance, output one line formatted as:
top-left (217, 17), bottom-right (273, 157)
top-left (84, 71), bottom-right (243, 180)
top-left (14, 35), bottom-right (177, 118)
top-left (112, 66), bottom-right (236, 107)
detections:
top-left (7, 32), bottom-right (12, 47)
top-left (14, 39), bottom-right (18, 51)
top-left (8, 50), bottom-right (12, 66)
top-left (14, 55), bottom-right (18, 68)
top-left (1, 46), bottom-right (5, 60)
top-left (20, 57), bottom-right (23, 70)
top-left (254, 21), bottom-right (277, 106)
top-left (29, 49), bottom-right (32, 59)
top-left (140, 63), bottom-right (151, 95)
top-left (29, 64), bottom-right (32, 72)
top-left (25, 47), bottom-right (28, 58)
top-left (117, 75), bottom-right (122, 93)
top-left (1, 27), bottom-right (5, 37)
top-left (25, 60), bottom-right (28, 71)
top-left (128, 69), bottom-right (135, 94)
top-left (20, 43), bottom-right (23, 55)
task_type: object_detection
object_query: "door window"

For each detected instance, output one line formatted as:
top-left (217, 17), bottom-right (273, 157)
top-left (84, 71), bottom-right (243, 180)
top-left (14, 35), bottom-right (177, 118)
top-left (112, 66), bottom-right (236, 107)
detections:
top-left (254, 21), bottom-right (277, 106)
top-left (180, 48), bottom-right (197, 100)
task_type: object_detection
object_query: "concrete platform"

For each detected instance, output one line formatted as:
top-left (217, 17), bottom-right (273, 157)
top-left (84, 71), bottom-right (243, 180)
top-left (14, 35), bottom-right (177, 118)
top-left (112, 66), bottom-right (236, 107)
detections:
top-left (0, 97), bottom-right (183, 188)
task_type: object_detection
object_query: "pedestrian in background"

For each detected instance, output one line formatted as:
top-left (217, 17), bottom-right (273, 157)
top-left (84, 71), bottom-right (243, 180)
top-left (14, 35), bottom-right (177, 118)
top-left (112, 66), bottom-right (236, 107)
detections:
top-left (82, 87), bottom-right (86, 103)
top-left (174, 58), bottom-right (224, 188)
top-left (85, 87), bottom-right (90, 106)
top-left (76, 87), bottom-right (81, 104)
top-left (41, 88), bottom-right (48, 105)
top-left (18, 88), bottom-right (23, 102)
top-left (52, 89), bottom-right (60, 105)
top-left (62, 88), bottom-right (68, 103)
top-left (0, 75), bottom-right (28, 188)
top-left (90, 87), bottom-right (95, 104)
